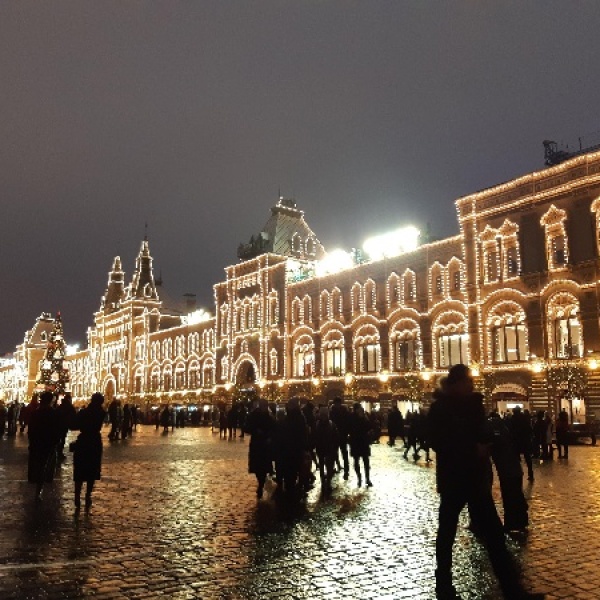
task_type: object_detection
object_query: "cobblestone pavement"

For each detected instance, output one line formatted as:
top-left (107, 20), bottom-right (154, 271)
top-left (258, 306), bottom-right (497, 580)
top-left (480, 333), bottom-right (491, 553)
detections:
top-left (1, 426), bottom-right (599, 600)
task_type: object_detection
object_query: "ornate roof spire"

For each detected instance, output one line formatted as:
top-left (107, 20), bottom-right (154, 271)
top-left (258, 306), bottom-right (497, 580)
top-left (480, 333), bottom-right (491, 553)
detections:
top-left (128, 239), bottom-right (159, 301)
top-left (101, 255), bottom-right (126, 312)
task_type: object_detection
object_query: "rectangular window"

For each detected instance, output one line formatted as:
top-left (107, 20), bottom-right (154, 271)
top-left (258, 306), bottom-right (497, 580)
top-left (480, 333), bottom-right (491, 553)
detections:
top-left (438, 334), bottom-right (467, 367)
top-left (360, 344), bottom-right (378, 373)
top-left (396, 339), bottom-right (417, 371)
top-left (325, 348), bottom-right (345, 375)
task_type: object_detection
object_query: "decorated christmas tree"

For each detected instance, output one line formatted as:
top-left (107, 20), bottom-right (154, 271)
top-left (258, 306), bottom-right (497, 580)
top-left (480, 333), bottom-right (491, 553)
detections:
top-left (37, 312), bottom-right (70, 395)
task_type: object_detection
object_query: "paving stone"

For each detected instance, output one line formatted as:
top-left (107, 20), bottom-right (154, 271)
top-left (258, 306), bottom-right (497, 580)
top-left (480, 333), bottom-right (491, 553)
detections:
top-left (1, 426), bottom-right (597, 598)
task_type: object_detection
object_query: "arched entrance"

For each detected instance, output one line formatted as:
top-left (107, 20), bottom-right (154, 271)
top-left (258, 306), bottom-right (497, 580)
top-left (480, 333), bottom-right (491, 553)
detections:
top-left (235, 359), bottom-right (257, 386)
top-left (104, 379), bottom-right (116, 403)
top-left (492, 383), bottom-right (529, 415)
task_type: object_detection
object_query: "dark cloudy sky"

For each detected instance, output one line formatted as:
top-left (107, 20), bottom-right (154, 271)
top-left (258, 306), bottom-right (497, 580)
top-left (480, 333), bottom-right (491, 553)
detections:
top-left (2, 1), bottom-right (600, 351)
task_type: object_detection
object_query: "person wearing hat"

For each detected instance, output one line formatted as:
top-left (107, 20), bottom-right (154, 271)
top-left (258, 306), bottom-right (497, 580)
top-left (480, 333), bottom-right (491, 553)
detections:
top-left (71, 392), bottom-right (107, 511)
top-left (428, 364), bottom-right (544, 600)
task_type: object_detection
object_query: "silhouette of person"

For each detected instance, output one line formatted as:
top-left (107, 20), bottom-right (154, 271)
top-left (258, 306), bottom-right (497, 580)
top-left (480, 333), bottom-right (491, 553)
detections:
top-left (428, 364), bottom-right (545, 600)
top-left (72, 392), bottom-right (106, 511)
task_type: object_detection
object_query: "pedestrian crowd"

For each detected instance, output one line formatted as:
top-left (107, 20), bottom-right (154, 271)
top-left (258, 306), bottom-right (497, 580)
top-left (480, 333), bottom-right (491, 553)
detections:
top-left (3, 363), bottom-right (573, 599)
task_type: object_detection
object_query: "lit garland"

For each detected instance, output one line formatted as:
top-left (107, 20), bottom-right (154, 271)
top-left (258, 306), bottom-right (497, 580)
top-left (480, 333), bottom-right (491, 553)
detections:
top-left (36, 312), bottom-right (70, 395)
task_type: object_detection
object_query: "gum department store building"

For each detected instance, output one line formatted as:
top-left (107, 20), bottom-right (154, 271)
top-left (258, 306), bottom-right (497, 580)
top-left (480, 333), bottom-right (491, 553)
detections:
top-left (3, 148), bottom-right (600, 423)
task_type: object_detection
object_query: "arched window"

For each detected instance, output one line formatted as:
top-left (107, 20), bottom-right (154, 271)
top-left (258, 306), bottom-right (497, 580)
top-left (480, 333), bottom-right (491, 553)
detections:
top-left (292, 298), bottom-right (302, 325)
top-left (188, 361), bottom-right (200, 389)
top-left (364, 279), bottom-right (376, 311)
top-left (322, 331), bottom-right (345, 376)
top-left (320, 290), bottom-right (330, 321)
top-left (270, 348), bottom-right (278, 375)
top-left (294, 336), bottom-right (314, 377)
top-left (162, 365), bottom-right (172, 391)
top-left (387, 273), bottom-right (401, 307)
top-left (174, 363), bottom-right (186, 389)
top-left (403, 270), bottom-right (416, 303)
top-left (487, 301), bottom-right (528, 364)
top-left (541, 205), bottom-right (569, 270)
top-left (332, 287), bottom-right (343, 319)
top-left (480, 226), bottom-right (500, 284)
top-left (303, 295), bottom-right (312, 323)
top-left (203, 361), bottom-right (214, 387)
top-left (390, 319), bottom-right (421, 371)
top-left (354, 326), bottom-right (380, 373)
top-left (547, 293), bottom-right (583, 359)
top-left (150, 366), bottom-right (160, 391)
top-left (433, 312), bottom-right (468, 368)
top-left (351, 283), bottom-right (362, 314)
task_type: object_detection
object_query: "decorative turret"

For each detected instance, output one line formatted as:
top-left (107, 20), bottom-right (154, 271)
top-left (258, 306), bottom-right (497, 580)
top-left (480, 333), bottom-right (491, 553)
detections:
top-left (127, 238), bottom-right (159, 301)
top-left (237, 197), bottom-right (325, 261)
top-left (101, 256), bottom-right (126, 312)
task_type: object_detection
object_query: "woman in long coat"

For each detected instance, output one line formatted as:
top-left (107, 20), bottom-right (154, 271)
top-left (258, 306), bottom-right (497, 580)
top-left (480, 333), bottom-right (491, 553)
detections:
top-left (245, 398), bottom-right (275, 498)
top-left (348, 403), bottom-right (373, 487)
top-left (72, 392), bottom-right (106, 510)
top-left (28, 390), bottom-right (60, 502)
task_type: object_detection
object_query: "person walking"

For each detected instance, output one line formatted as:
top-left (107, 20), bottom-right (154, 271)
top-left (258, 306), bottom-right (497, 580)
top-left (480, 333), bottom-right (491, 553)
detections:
top-left (245, 398), bottom-right (275, 499)
top-left (72, 392), bottom-right (107, 511)
top-left (0, 401), bottom-right (7, 438)
top-left (555, 409), bottom-right (570, 459)
top-left (330, 397), bottom-right (350, 480)
top-left (489, 411), bottom-right (529, 533)
top-left (348, 403), bottom-right (373, 487)
top-left (160, 405), bottom-right (171, 433)
top-left (19, 394), bottom-right (39, 435)
top-left (509, 406), bottom-right (535, 482)
top-left (27, 391), bottom-right (61, 502)
top-left (122, 403), bottom-right (133, 439)
top-left (387, 405), bottom-right (403, 447)
top-left (314, 406), bottom-right (339, 494)
top-left (56, 393), bottom-right (77, 459)
top-left (280, 397), bottom-right (309, 497)
top-left (428, 364), bottom-right (544, 600)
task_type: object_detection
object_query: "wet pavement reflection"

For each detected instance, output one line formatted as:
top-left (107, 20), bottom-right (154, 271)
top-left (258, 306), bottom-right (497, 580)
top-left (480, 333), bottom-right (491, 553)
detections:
top-left (1, 427), bottom-right (599, 599)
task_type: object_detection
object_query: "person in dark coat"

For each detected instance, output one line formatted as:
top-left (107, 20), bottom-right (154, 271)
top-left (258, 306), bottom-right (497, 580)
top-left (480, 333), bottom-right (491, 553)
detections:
top-left (227, 403), bottom-right (238, 439)
top-left (56, 393), bottom-right (77, 458)
top-left (509, 406), bottom-right (535, 481)
top-left (19, 394), bottom-right (39, 434)
top-left (238, 402), bottom-right (248, 438)
top-left (108, 399), bottom-right (121, 440)
top-left (0, 401), bottom-right (7, 437)
top-left (348, 403), bottom-right (373, 487)
top-left (280, 397), bottom-right (308, 496)
top-left (387, 405), bottom-right (404, 447)
top-left (121, 403), bottom-right (133, 438)
top-left (72, 392), bottom-right (106, 511)
top-left (245, 399), bottom-right (275, 498)
top-left (314, 406), bottom-right (339, 494)
top-left (555, 409), bottom-right (570, 459)
top-left (428, 364), bottom-right (544, 600)
top-left (160, 405), bottom-right (171, 433)
top-left (27, 391), bottom-right (61, 502)
top-left (330, 397), bottom-right (350, 480)
top-left (489, 411), bottom-right (529, 533)
top-left (219, 408), bottom-right (228, 438)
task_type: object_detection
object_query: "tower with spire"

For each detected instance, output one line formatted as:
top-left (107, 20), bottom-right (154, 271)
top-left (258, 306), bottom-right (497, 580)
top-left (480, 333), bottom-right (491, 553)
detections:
top-left (127, 238), bottom-right (159, 301)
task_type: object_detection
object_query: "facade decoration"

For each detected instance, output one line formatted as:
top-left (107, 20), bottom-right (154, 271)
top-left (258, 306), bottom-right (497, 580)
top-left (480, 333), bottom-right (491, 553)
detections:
top-left (3, 154), bottom-right (600, 425)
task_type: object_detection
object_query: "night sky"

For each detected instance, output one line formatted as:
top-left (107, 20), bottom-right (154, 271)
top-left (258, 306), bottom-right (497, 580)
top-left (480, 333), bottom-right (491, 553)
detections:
top-left (2, 2), bottom-right (600, 352)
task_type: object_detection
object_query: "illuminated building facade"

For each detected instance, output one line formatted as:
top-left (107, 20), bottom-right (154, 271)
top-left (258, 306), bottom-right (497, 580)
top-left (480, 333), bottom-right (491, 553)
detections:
top-left (2, 152), bottom-right (600, 423)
